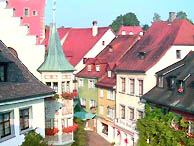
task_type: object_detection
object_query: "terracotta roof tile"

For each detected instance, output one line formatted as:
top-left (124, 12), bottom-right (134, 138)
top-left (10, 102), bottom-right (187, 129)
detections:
top-left (43, 27), bottom-right (111, 66)
top-left (117, 19), bottom-right (194, 72)
top-left (76, 35), bottom-right (140, 86)
top-left (0, 41), bottom-right (54, 103)
top-left (117, 26), bottom-right (143, 35)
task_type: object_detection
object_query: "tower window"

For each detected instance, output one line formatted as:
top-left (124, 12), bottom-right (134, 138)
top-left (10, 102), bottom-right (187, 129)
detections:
top-left (24, 8), bottom-right (29, 16)
top-left (32, 10), bottom-right (37, 16)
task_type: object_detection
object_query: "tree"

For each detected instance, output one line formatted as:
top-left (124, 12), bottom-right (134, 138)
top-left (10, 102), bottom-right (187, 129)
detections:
top-left (142, 24), bottom-right (149, 32)
top-left (110, 12), bottom-right (140, 32)
top-left (176, 11), bottom-right (193, 24)
top-left (137, 104), bottom-right (194, 146)
top-left (21, 130), bottom-right (48, 146)
top-left (72, 118), bottom-right (86, 146)
top-left (176, 11), bottom-right (187, 19)
top-left (153, 13), bottom-right (162, 22)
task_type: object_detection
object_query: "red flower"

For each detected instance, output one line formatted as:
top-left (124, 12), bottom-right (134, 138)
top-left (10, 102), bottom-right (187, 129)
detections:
top-left (187, 133), bottom-right (193, 138)
top-left (45, 128), bottom-right (59, 136)
top-left (62, 123), bottom-right (78, 133)
top-left (124, 138), bottom-right (128, 144)
top-left (90, 106), bottom-right (96, 110)
top-left (81, 105), bottom-right (86, 108)
top-left (73, 89), bottom-right (78, 97)
top-left (61, 92), bottom-right (75, 100)
top-left (178, 88), bottom-right (184, 93)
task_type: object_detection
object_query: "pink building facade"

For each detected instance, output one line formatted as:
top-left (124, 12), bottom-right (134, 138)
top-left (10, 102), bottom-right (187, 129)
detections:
top-left (7, 0), bottom-right (46, 44)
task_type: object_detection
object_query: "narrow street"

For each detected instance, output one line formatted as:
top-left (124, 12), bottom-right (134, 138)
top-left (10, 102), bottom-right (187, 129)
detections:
top-left (86, 131), bottom-right (112, 146)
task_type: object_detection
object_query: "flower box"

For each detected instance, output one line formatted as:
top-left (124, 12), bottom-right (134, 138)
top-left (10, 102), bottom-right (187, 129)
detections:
top-left (178, 88), bottom-right (184, 93)
top-left (61, 92), bottom-right (74, 100)
top-left (90, 106), bottom-right (96, 110)
top-left (45, 128), bottom-right (59, 136)
top-left (62, 123), bottom-right (78, 133)
top-left (81, 105), bottom-right (86, 108)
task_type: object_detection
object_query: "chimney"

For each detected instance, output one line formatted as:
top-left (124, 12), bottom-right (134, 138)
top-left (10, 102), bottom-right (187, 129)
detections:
top-left (169, 12), bottom-right (176, 23)
top-left (92, 21), bottom-right (98, 37)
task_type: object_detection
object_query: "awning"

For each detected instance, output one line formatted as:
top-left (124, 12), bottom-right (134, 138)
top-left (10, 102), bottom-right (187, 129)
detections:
top-left (74, 111), bottom-right (96, 121)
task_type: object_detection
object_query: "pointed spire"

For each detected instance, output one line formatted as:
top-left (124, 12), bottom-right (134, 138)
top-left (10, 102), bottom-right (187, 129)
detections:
top-left (38, 0), bottom-right (75, 72)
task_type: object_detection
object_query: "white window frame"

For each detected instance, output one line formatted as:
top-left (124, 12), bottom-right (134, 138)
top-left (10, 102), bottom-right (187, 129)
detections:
top-left (120, 77), bottom-right (126, 93)
top-left (120, 105), bottom-right (125, 119)
top-left (158, 76), bottom-right (163, 88)
top-left (100, 89), bottom-right (104, 98)
top-left (24, 8), bottom-right (29, 16)
top-left (99, 106), bottom-right (104, 115)
top-left (88, 65), bottom-right (92, 72)
top-left (138, 79), bottom-right (143, 96)
top-left (107, 90), bottom-right (114, 100)
top-left (137, 110), bottom-right (144, 119)
top-left (128, 107), bottom-right (134, 120)
top-left (107, 107), bottom-right (115, 119)
top-left (80, 98), bottom-right (86, 106)
top-left (129, 78), bottom-right (135, 95)
top-left (96, 65), bottom-right (100, 72)
top-left (88, 79), bottom-right (95, 88)
top-left (0, 110), bottom-right (15, 142)
top-left (121, 30), bottom-right (126, 35)
top-left (90, 99), bottom-right (96, 108)
top-left (19, 107), bottom-right (33, 134)
top-left (108, 71), bottom-right (111, 78)
top-left (78, 78), bottom-right (84, 88)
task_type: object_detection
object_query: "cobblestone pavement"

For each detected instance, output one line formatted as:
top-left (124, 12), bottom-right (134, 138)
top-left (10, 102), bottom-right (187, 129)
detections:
top-left (86, 131), bottom-right (112, 146)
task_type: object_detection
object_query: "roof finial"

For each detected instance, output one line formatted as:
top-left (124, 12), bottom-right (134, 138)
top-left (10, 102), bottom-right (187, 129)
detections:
top-left (52, 0), bottom-right (56, 24)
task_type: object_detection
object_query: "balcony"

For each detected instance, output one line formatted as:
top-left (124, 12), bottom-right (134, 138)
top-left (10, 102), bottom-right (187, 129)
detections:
top-left (45, 133), bottom-right (74, 146)
top-left (115, 118), bottom-right (138, 134)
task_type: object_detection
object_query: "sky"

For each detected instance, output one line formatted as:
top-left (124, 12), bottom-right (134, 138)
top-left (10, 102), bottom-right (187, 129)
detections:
top-left (45, 0), bottom-right (194, 28)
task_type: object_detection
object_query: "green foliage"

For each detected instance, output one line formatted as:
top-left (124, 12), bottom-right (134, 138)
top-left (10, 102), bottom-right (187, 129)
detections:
top-left (176, 11), bottom-right (193, 24)
top-left (176, 11), bottom-right (187, 19)
top-left (153, 13), bottom-right (162, 22)
top-left (137, 104), bottom-right (194, 146)
top-left (21, 130), bottom-right (48, 146)
top-left (110, 12), bottom-right (140, 32)
top-left (72, 118), bottom-right (86, 146)
top-left (142, 24), bottom-right (149, 32)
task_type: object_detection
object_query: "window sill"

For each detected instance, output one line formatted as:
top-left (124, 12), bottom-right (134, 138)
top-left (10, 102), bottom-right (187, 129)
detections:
top-left (119, 91), bottom-right (126, 94)
top-left (0, 134), bottom-right (16, 143)
top-left (107, 98), bottom-right (115, 101)
top-left (20, 127), bottom-right (33, 135)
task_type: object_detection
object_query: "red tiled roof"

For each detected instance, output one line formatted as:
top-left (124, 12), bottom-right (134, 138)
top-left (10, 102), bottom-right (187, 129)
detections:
top-left (95, 72), bottom-right (116, 88)
top-left (76, 64), bottom-right (107, 78)
top-left (43, 27), bottom-right (111, 66)
top-left (117, 26), bottom-right (143, 35)
top-left (117, 19), bottom-right (194, 72)
top-left (76, 35), bottom-right (140, 86)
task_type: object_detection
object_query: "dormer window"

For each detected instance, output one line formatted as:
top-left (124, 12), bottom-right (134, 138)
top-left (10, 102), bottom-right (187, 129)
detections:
top-left (0, 64), bottom-right (7, 82)
top-left (158, 76), bottom-right (163, 88)
top-left (138, 52), bottom-right (145, 60)
top-left (88, 65), bottom-right (92, 72)
top-left (96, 65), bottom-right (100, 72)
top-left (168, 76), bottom-right (176, 89)
top-left (108, 45), bottom-right (113, 52)
top-left (129, 32), bottom-right (133, 35)
top-left (108, 71), bottom-right (111, 78)
top-left (122, 30), bottom-right (126, 35)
